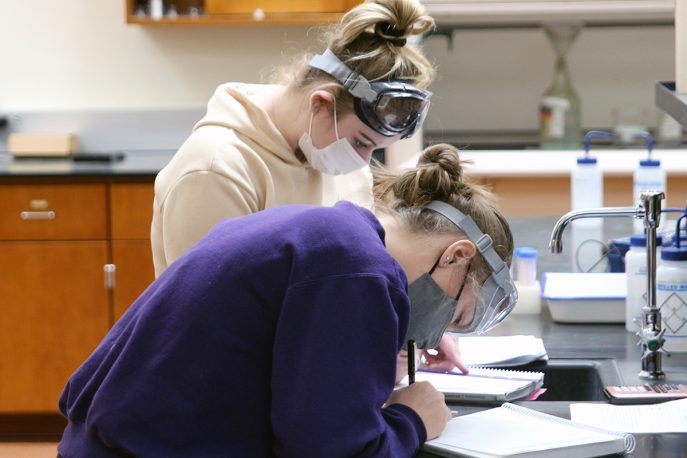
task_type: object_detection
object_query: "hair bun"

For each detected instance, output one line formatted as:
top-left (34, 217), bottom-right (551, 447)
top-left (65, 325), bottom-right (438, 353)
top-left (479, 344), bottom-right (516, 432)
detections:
top-left (417, 143), bottom-right (466, 182)
top-left (374, 22), bottom-right (408, 47)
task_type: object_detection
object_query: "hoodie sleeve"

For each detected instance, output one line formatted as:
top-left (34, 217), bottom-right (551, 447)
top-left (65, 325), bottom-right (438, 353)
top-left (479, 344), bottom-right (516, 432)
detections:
top-left (271, 274), bottom-right (425, 458)
top-left (160, 169), bottom-right (260, 266)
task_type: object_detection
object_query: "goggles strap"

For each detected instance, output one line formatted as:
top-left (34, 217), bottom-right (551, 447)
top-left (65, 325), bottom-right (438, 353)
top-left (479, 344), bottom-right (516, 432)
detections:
top-left (424, 201), bottom-right (513, 292)
top-left (309, 49), bottom-right (377, 102)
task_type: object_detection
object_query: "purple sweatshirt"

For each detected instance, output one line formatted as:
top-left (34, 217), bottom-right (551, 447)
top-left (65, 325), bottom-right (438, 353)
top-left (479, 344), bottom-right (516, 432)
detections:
top-left (58, 201), bottom-right (426, 457)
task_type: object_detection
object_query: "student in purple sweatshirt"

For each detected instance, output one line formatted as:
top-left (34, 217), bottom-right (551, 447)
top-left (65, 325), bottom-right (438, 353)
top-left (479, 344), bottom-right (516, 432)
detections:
top-left (58, 143), bottom-right (515, 458)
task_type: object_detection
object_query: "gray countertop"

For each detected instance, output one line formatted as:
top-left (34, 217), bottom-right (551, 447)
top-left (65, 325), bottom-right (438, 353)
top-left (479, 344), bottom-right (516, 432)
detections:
top-left (0, 150), bottom-right (174, 178)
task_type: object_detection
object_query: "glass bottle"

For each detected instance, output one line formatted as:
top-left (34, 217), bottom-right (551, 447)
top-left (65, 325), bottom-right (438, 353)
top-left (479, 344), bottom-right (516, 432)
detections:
top-left (539, 22), bottom-right (583, 150)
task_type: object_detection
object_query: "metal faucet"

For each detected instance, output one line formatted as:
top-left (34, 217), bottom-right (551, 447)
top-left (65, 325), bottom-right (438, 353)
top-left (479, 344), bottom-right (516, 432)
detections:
top-left (549, 191), bottom-right (668, 380)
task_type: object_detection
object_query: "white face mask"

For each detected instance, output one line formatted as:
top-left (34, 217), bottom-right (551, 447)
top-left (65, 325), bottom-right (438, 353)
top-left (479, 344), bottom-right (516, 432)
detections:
top-left (298, 106), bottom-right (367, 176)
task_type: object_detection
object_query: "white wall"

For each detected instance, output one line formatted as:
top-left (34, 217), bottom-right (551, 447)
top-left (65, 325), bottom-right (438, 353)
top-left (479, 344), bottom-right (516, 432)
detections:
top-left (0, 0), bottom-right (313, 109)
top-left (0, 0), bottom-right (675, 132)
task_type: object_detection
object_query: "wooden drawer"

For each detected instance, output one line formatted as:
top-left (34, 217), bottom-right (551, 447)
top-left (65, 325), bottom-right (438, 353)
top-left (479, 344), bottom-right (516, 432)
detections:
top-left (206, 0), bottom-right (361, 14)
top-left (0, 184), bottom-right (107, 241)
top-left (110, 183), bottom-right (154, 240)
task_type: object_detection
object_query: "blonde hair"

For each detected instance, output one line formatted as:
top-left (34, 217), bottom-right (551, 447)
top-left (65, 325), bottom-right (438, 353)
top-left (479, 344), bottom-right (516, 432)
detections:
top-left (372, 143), bottom-right (514, 284)
top-left (272, 0), bottom-right (436, 115)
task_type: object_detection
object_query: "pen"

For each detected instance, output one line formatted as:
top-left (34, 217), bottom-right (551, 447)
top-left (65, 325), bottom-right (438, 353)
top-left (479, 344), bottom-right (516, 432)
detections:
top-left (407, 339), bottom-right (416, 385)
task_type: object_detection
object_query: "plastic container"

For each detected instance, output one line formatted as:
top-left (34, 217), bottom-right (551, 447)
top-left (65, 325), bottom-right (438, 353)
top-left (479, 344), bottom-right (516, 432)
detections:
top-left (542, 272), bottom-right (625, 323)
top-left (624, 233), bottom-right (663, 332)
top-left (511, 247), bottom-right (541, 314)
top-left (657, 218), bottom-right (687, 352)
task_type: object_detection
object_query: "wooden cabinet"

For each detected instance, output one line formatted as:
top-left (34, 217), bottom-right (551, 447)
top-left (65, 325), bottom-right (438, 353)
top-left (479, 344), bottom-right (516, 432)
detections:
top-left (126, 0), bottom-right (362, 25)
top-left (0, 179), bottom-right (155, 414)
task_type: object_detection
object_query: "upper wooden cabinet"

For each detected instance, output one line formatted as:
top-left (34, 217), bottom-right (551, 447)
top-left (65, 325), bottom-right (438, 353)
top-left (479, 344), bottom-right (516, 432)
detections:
top-left (126, 0), bottom-right (363, 26)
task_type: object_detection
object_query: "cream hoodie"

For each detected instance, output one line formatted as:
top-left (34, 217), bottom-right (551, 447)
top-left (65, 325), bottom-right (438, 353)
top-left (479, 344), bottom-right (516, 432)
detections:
top-left (151, 83), bottom-right (373, 276)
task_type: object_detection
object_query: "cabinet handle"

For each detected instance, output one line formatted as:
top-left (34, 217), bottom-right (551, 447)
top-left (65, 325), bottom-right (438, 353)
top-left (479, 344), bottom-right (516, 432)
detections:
top-left (20, 211), bottom-right (56, 220)
top-left (104, 264), bottom-right (116, 289)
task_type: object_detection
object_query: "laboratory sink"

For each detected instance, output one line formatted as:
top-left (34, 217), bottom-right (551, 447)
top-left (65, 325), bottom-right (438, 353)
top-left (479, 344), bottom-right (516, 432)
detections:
top-left (514, 359), bottom-right (623, 401)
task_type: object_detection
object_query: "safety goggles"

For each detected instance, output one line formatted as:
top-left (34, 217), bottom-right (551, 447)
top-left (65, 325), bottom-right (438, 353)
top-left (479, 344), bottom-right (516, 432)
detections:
top-left (308, 49), bottom-right (432, 139)
top-left (424, 201), bottom-right (518, 335)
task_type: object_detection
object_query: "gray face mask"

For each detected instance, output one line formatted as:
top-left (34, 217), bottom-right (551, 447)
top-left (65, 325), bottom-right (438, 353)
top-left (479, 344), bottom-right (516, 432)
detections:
top-left (405, 257), bottom-right (466, 350)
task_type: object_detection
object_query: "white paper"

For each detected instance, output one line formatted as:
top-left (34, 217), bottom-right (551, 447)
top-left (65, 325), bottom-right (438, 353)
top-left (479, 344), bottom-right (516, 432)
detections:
top-left (570, 398), bottom-right (687, 433)
top-left (458, 335), bottom-right (548, 367)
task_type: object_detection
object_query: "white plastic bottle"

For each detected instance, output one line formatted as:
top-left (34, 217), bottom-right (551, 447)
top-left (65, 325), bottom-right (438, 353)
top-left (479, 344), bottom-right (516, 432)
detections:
top-left (149, 0), bottom-right (164, 20)
top-left (571, 155), bottom-right (603, 211)
top-left (570, 132), bottom-right (605, 272)
top-left (657, 250), bottom-right (687, 352)
top-left (657, 224), bottom-right (687, 352)
top-left (625, 233), bottom-right (663, 332)
top-left (511, 247), bottom-right (541, 314)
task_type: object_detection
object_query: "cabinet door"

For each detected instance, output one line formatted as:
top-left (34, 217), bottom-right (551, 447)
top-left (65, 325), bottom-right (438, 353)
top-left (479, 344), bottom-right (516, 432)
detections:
top-left (0, 242), bottom-right (110, 413)
top-left (112, 240), bottom-right (154, 322)
top-left (110, 183), bottom-right (154, 240)
top-left (206, 0), bottom-right (361, 14)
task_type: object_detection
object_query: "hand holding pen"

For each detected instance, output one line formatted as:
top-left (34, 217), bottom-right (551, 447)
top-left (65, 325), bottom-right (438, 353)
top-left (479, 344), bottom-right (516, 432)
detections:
top-left (387, 341), bottom-right (452, 441)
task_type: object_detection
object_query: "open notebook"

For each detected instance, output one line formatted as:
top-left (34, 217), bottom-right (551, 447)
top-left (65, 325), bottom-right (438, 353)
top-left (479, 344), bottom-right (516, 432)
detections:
top-left (423, 403), bottom-right (635, 458)
top-left (399, 367), bottom-right (544, 403)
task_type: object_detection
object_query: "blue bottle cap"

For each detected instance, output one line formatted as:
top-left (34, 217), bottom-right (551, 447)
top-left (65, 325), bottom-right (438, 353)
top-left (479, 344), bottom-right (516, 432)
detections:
top-left (661, 246), bottom-right (687, 261)
top-left (577, 157), bottom-right (597, 165)
top-left (630, 233), bottom-right (664, 247)
top-left (514, 247), bottom-right (538, 259)
top-left (639, 159), bottom-right (661, 167)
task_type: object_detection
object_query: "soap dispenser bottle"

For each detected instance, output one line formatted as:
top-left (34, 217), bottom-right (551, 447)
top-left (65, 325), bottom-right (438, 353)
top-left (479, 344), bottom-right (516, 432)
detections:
top-left (570, 131), bottom-right (609, 271)
top-left (633, 132), bottom-right (666, 233)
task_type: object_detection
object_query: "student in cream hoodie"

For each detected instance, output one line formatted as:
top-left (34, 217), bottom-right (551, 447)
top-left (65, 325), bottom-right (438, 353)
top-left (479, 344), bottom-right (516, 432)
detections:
top-left (151, 0), bottom-right (436, 276)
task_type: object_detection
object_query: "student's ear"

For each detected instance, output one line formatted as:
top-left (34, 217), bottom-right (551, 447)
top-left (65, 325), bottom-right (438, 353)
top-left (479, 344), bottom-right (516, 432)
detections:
top-left (308, 89), bottom-right (336, 116)
top-left (441, 240), bottom-right (477, 267)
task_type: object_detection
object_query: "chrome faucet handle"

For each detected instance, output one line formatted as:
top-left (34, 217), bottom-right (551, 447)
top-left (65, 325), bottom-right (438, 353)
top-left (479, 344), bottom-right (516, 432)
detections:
top-left (637, 327), bottom-right (670, 357)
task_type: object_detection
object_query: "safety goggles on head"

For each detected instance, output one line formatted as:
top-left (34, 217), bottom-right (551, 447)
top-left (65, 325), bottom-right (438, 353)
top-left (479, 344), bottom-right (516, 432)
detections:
top-left (308, 49), bottom-right (432, 139)
top-left (424, 201), bottom-right (518, 335)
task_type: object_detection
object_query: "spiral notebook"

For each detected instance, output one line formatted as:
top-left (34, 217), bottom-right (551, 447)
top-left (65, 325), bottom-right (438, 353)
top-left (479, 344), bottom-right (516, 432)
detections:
top-left (423, 403), bottom-right (635, 458)
top-left (399, 367), bottom-right (544, 403)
